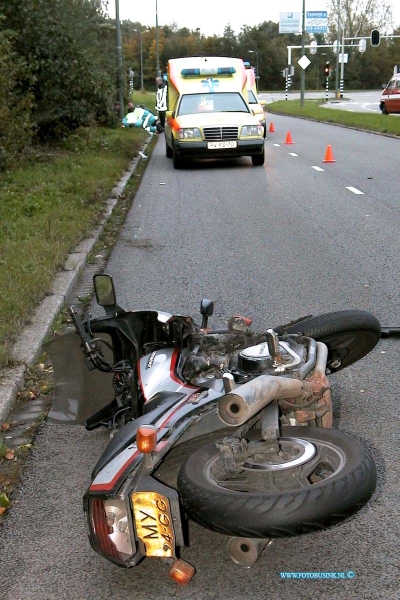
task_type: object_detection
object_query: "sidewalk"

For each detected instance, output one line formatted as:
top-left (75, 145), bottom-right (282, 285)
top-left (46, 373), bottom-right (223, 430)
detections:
top-left (0, 138), bottom-right (151, 424)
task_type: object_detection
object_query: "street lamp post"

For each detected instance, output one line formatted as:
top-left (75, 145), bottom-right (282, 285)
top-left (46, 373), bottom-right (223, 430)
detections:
top-left (248, 50), bottom-right (259, 92)
top-left (134, 27), bottom-right (149, 91)
top-left (140, 30), bottom-right (144, 90)
top-left (155, 0), bottom-right (160, 77)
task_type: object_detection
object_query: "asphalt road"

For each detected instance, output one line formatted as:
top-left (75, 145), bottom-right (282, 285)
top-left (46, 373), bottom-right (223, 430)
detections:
top-left (1, 116), bottom-right (399, 600)
top-left (261, 90), bottom-right (383, 113)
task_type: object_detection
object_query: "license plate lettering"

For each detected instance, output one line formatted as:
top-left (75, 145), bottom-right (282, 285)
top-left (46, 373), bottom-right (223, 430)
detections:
top-left (207, 141), bottom-right (237, 149)
top-left (132, 492), bottom-right (175, 557)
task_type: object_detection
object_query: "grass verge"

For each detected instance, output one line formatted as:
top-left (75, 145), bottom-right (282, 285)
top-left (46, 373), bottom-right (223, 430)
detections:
top-left (0, 92), bottom-right (157, 369)
top-left (267, 99), bottom-right (400, 137)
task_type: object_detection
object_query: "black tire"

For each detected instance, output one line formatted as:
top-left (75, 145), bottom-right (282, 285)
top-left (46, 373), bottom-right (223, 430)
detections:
top-left (276, 310), bottom-right (381, 373)
top-left (166, 139), bottom-right (173, 158)
top-left (173, 144), bottom-right (183, 169)
top-left (177, 427), bottom-right (376, 538)
top-left (381, 104), bottom-right (388, 115)
top-left (251, 146), bottom-right (265, 166)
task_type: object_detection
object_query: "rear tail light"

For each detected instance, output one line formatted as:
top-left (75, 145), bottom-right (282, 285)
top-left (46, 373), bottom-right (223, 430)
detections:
top-left (89, 499), bottom-right (134, 563)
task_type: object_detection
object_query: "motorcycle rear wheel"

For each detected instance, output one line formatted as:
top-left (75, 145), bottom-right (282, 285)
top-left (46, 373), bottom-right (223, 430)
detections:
top-left (276, 310), bottom-right (381, 372)
top-left (177, 427), bottom-right (376, 538)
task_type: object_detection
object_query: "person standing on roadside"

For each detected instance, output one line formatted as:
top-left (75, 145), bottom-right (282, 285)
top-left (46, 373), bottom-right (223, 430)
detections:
top-left (155, 76), bottom-right (167, 130)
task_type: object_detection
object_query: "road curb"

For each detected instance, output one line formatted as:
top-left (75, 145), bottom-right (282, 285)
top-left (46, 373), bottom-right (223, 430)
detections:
top-left (0, 138), bottom-right (151, 424)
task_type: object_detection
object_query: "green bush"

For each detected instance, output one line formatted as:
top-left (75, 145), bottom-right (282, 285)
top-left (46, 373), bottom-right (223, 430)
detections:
top-left (0, 21), bottom-right (34, 170)
top-left (0, 0), bottom-right (116, 141)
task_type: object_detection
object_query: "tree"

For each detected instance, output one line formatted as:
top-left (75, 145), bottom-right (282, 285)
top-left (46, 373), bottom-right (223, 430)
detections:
top-left (0, 21), bottom-right (34, 169)
top-left (0, 0), bottom-right (116, 139)
top-left (327, 0), bottom-right (393, 37)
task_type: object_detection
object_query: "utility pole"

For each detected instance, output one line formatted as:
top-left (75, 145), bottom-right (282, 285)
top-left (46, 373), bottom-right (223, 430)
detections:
top-left (335, 0), bottom-right (340, 98)
top-left (115, 0), bottom-right (124, 118)
top-left (300, 0), bottom-right (306, 107)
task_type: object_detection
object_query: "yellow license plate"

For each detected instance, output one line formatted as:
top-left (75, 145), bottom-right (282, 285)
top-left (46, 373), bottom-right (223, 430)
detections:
top-left (132, 491), bottom-right (175, 558)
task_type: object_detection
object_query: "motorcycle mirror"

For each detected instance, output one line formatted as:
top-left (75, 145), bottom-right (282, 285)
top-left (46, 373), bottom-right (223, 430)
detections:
top-left (200, 299), bottom-right (214, 329)
top-left (200, 299), bottom-right (214, 316)
top-left (93, 274), bottom-right (117, 307)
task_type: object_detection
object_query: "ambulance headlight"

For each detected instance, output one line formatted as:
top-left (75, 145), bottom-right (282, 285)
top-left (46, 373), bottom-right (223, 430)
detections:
top-left (177, 128), bottom-right (202, 139)
top-left (241, 125), bottom-right (263, 136)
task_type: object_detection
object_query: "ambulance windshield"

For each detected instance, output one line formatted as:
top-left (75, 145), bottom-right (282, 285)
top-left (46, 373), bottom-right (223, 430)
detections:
top-left (178, 93), bottom-right (249, 116)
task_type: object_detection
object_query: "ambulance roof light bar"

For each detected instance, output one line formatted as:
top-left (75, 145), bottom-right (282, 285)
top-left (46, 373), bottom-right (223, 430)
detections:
top-left (181, 67), bottom-right (236, 77)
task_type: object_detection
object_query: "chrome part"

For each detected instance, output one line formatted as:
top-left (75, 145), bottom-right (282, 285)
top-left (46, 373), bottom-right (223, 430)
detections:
top-left (227, 537), bottom-right (271, 567)
top-left (315, 342), bottom-right (329, 373)
top-left (298, 337), bottom-right (317, 378)
top-left (260, 401), bottom-right (280, 452)
top-left (157, 311), bottom-right (173, 323)
top-left (266, 328), bottom-right (283, 366)
top-left (243, 437), bottom-right (316, 471)
top-left (239, 340), bottom-right (301, 374)
top-left (223, 373), bottom-right (235, 392)
top-left (218, 374), bottom-right (308, 426)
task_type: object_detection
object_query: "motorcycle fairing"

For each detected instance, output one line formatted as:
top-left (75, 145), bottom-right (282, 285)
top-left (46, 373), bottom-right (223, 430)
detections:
top-left (138, 348), bottom-right (198, 401)
top-left (91, 393), bottom-right (186, 479)
top-left (88, 388), bottom-right (225, 494)
top-left (43, 331), bottom-right (114, 424)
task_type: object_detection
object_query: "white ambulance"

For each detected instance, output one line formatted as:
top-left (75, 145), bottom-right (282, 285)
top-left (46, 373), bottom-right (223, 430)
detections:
top-left (164, 56), bottom-right (265, 168)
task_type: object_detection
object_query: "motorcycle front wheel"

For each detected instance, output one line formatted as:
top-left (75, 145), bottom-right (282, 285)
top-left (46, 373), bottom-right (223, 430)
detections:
top-left (177, 427), bottom-right (376, 538)
top-left (276, 310), bottom-right (381, 372)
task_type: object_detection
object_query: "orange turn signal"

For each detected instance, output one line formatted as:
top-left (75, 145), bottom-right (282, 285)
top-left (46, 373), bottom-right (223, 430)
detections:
top-left (168, 559), bottom-right (195, 584)
top-left (136, 425), bottom-right (158, 453)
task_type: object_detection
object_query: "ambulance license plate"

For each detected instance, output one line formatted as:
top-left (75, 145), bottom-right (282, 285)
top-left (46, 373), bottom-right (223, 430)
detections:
top-left (207, 141), bottom-right (237, 149)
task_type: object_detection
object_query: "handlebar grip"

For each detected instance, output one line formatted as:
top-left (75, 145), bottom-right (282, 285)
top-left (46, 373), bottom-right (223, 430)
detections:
top-left (68, 306), bottom-right (92, 344)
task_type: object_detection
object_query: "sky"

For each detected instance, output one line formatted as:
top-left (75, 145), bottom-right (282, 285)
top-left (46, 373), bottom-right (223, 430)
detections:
top-left (106, 0), bottom-right (399, 37)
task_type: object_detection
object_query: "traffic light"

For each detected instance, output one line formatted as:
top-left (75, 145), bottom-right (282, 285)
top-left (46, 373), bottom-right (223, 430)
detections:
top-left (371, 29), bottom-right (380, 46)
top-left (323, 61), bottom-right (330, 77)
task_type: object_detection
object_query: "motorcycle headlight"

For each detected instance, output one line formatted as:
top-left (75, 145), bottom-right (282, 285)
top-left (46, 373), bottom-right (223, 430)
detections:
top-left (177, 128), bottom-right (202, 139)
top-left (88, 498), bottom-right (134, 563)
top-left (241, 125), bottom-right (263, 136)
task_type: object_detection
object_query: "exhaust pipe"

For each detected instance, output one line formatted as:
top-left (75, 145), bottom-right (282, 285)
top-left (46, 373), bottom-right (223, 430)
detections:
top-left (218, 374), bottom-right (311, 426)
top-left (227, 537), bottom-right (271, 567)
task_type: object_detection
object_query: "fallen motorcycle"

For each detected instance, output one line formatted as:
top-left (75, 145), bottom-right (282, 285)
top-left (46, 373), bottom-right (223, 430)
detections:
top-left (44, 274), bottom-right (382, 583)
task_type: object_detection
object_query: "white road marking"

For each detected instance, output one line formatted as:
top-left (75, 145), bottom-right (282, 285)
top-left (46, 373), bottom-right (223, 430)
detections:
top-left (312, 166), bottom-right (324, 171)
top-left (346, 186), bottom-right (364, 194)
top-left (289, 152), bottom-right (298, 156)
top-left (273, 143), bottom-right (281, 147)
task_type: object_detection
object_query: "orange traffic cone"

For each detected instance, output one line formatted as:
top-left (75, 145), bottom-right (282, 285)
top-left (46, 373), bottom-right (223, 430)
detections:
top-left (268, 122), bottom-right (275, 133)
top-left (284, 131), bottom-right (294, 144)
top-left (323, 144), bottom-right (335, 163)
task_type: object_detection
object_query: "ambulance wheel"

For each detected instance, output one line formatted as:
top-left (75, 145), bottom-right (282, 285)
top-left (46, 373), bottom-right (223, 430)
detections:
top-left (252, 148), bottom-right (265, 166)
top-left (173, 145), bottom-right (183, 169)
top-left (166, 140), bottom-right (173, 158)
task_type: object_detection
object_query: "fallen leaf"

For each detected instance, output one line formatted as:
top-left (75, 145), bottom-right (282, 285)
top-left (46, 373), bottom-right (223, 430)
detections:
top-left (0, 507), bottom-right (6, 515)
top-left (0, 492), bottom-right (11, 508)
top-left (1, 422), bottom-right (10, 431)
top-left (5, 450), bottom-right (15, 460)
